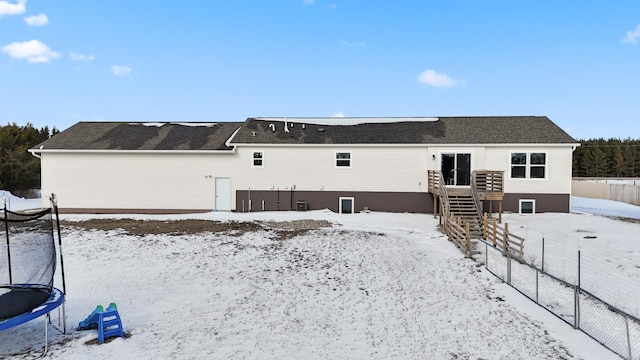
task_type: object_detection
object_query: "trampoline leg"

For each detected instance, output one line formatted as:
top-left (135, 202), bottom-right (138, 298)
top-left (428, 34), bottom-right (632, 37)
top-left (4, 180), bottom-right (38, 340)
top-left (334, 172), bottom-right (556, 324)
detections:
top-left (43, 313), bottom-right (49, 358)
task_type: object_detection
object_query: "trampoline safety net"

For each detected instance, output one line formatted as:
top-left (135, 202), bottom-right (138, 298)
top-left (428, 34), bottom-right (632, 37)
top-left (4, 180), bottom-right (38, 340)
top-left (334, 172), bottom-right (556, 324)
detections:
top-left (0, 208), bottom-right (56, 320)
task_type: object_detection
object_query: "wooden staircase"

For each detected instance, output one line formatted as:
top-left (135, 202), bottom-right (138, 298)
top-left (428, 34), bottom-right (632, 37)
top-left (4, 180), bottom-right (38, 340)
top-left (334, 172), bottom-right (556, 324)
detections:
top-left (427, 170), bottom-right (504, 257)
top-left (447, 189), bottom-right (483, 236)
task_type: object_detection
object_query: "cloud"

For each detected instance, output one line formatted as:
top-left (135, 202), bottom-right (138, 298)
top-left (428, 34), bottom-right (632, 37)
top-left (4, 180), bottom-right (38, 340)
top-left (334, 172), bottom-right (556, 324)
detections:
top-left (417, 69), bottom-right (464, 88)
top-left (341, 41), bottom-right (366, 47)
top-left (69, 51), bottom-right (95, 62)
top-left (331, 112), bottom-right (345, 117)
top-left (112, 65), bottom-right (132, 76)
top-left (0, 0), bottom-right (26, 16)
top-left (302, 0), bottom-right (314, 5)
top-left (622, 24), bottom-right (640, 44)
top-left (2, 39), bottom-right (60, 63)
top-left (24, 13), bottom-right (48, 26)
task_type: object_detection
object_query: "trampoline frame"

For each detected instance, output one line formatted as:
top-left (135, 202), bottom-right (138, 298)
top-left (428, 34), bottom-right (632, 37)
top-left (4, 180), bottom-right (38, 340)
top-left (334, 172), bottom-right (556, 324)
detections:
top-left (0, 287), bottom-right (65, 357)
top-left (0, 194), bottom-right (67, 358)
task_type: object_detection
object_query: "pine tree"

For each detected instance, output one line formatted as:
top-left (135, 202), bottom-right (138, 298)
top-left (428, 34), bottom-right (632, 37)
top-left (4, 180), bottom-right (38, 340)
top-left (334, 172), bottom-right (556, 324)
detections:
top-left (613, 146), bottom-right (625, 177)
top-left (0, 123), bottom-right (56, 191)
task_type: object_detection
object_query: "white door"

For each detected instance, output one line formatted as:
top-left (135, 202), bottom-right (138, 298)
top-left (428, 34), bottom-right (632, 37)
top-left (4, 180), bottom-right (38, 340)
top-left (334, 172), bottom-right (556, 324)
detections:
top-left (215, 177), bottom-right (231, 211)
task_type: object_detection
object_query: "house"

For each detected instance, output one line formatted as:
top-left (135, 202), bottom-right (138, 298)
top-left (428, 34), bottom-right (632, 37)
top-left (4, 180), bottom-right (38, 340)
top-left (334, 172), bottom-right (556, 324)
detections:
top-left (29, 116), bottom-right (578, 215)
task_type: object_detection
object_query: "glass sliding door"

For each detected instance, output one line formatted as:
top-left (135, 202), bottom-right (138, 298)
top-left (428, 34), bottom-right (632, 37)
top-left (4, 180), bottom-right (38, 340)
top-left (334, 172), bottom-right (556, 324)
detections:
top-left (440, 153), bottom-right (471, 186)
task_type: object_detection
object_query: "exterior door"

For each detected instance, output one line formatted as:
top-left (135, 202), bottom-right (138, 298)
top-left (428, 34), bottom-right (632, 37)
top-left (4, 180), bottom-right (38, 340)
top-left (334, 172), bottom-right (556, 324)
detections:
top-left (441, 153), bottom-right (471, 186)
top-left (215, 177), bottom-right (231, 211)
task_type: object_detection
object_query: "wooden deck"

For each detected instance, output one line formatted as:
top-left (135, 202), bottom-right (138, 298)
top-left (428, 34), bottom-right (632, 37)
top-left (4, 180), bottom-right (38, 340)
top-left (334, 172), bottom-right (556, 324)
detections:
top-left (427, 169), bottom-right (505, 221)
top-left (427, 169), bottom-right (505, 257)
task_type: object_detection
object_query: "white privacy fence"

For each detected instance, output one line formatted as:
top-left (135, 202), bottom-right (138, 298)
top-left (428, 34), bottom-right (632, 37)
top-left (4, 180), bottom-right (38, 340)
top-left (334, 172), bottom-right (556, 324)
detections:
top-left (573, 178), bottom-right (640, 206)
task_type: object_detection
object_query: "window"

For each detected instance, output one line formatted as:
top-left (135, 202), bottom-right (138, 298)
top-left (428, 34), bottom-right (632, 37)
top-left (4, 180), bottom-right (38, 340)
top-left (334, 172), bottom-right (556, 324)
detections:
top-left (336, 152), bottom-right (351, 167)
top-left (510, 152), bottom-right (546, 179)
top-left (339, 197), bottom-right (354, 214)
top-left (510, 153), bottom-right (527, 179)
top-left (519, 199), bottom-right (535, 214)
top-left (252, 151), bottom-right (263, 167)
top-left (530, 153), bottom-right (546, 178)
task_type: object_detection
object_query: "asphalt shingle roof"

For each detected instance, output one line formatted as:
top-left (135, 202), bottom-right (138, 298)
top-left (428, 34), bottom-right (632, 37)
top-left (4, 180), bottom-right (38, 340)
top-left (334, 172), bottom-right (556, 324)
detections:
top-left (33, 117), bottom-right (577, 151)
top-left (231, 117), bottom-right (577, 145)
top-left (35, 122), bottom-right (242, 151)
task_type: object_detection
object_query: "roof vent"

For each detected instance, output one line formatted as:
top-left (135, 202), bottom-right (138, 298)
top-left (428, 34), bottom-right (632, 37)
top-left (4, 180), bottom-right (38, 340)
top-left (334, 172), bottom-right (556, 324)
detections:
top-left (251, 131), bottom-right (256, 137)
top-left (269, 124), bottom-right (275, 132)
top-left (318, 128), bottom-right (325, 132)
top-left (302, 124), bottom-right (306, 129)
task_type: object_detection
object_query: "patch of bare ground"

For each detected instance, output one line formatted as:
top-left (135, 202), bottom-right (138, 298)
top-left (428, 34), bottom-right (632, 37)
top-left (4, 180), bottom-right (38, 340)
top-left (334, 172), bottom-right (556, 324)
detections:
top-left (61, 218), bottom-right (332, 239)
top-left (609, 215), bottom-right (640, 224)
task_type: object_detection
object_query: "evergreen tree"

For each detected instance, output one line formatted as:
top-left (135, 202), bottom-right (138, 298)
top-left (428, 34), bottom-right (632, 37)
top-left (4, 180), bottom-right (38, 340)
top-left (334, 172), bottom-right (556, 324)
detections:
top-left (613, 146), bottom-right (625, 177)
top-left (0, 123), bottom-right (56, 191)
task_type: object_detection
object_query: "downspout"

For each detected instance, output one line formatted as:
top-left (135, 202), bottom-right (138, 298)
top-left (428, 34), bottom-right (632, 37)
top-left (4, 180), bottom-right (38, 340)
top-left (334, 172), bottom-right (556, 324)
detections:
top-left (28, 149), bottom-right (42, 159)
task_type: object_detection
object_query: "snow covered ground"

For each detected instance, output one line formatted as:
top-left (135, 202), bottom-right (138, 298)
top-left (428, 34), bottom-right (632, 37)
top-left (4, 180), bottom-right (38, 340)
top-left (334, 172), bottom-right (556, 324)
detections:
top-left (1, 192), bottom-right (638, 359)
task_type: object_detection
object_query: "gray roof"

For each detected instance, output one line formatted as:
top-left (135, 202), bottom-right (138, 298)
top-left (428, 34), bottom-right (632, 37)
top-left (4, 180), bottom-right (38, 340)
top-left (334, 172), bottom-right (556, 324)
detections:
top-left (33, 117), bottom-right (577, 152)
top-left (35, 122), bottom-right (242, 151)
top-left (231, 116), bottom-right (577, 145)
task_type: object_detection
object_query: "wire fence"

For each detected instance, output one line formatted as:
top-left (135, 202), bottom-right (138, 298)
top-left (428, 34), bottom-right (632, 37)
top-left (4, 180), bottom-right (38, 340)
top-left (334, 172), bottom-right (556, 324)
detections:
top-left (482, 240), bottom-right (640, 360)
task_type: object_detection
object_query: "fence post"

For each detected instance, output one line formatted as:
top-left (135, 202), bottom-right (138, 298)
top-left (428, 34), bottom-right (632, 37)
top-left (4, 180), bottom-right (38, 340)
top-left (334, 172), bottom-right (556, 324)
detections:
top-left (504, 223), bottom-right (510, 254)
top-left (465, 223), bottom-right (470, 256)
top-left (483, 213), bottom-right (488, 239)
top-left (574, 250), bottom-right (581, 329)
top-left (541, 237), bottom-right (545, 273)
top-left (485, 242), bottom-right (488, 268)
top-left (507, 252), bottom-right (511, 285)
top-left (535, 269), bottom-right (539, 304)
top-left (492, 218), bottom-right (497, 247)
top-left (625, 317), bottom-right (632, 360)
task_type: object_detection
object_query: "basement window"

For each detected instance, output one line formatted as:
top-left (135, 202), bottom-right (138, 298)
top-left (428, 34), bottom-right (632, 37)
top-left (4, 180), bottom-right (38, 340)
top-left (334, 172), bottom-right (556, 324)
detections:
top-left (252, 151), bottom-right (263, 167)
top-left (336, 152), bottom-right (351, 167)
top-left (339, 197), bottom-right (354, 214)
top-left (519, 199), bottom-right (535, 214)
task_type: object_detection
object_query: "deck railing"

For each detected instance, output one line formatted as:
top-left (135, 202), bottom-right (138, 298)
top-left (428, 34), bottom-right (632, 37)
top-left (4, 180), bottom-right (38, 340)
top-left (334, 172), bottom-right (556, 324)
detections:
top-left (482, 213), bottom-right (524, 260)
top-left (470, 172), bottom-right (485, 222)
top-left (473, 170), bottom-right (504, 193)
top-left (427, 170), bottom-right (452, 230)
top-left (426, 170), bottom-right (442, 196)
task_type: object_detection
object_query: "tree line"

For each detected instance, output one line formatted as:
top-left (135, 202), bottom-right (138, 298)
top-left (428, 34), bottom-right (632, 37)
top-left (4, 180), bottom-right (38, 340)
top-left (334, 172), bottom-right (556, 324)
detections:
top-left (0, 123), bottom-right (58, 193)
top-left (572, 138), bottom-right (640, 177)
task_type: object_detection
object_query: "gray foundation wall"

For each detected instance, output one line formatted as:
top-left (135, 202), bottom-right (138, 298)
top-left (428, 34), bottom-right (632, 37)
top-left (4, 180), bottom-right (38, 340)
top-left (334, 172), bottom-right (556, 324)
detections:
top-left (236, 190), bottom-right (433, 213)
top-left (236, 191), bottom-right (570, 214)
top-left (483, 193), bottom-right (570, 213)
top-left (55, 192), bottom-right (570, 214)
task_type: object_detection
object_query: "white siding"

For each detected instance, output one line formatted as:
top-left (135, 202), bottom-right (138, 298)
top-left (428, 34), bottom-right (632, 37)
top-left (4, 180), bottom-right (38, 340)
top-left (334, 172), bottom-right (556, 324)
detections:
top-left (232, 146), bottom-right (431, 193)
top-left (41, 152), bottom-right (238, 210)
top-left (38, 143), bottom-right (574, 211)
top-left (484, 146), bottom-right (573, 194)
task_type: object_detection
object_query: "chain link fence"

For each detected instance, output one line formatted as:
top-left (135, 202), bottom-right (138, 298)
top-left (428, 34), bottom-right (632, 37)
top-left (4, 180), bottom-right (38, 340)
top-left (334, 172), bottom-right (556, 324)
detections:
top-left (483, 240), bottom-right (640, 360)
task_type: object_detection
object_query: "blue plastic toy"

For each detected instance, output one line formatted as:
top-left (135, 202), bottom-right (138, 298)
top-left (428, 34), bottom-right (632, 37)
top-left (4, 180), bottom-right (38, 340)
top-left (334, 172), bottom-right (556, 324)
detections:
top-left (77, 302), bottom-right (125, 343)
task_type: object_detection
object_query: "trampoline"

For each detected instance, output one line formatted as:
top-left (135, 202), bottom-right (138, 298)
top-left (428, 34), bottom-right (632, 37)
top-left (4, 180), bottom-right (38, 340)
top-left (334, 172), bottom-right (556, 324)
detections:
top-left (0, 198), bottom-right (66, 357)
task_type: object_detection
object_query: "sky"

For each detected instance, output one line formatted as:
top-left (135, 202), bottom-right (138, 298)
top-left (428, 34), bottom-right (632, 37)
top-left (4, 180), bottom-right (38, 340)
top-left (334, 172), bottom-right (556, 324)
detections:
top-left (1, 1), bottom-right (639, 139)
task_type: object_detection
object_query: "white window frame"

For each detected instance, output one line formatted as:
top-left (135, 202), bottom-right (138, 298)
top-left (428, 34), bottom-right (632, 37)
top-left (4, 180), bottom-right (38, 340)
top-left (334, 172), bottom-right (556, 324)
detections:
top-left (335, 151), bottom-right (352, 168)
top-left (519, 199), bottom-right (536, 214)
top-left (509, 152), bottom-right (547, 180)
top-left (252, 151), bottom-right (264, 168)
top-left (339, 197), bottom-right (354, 214)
